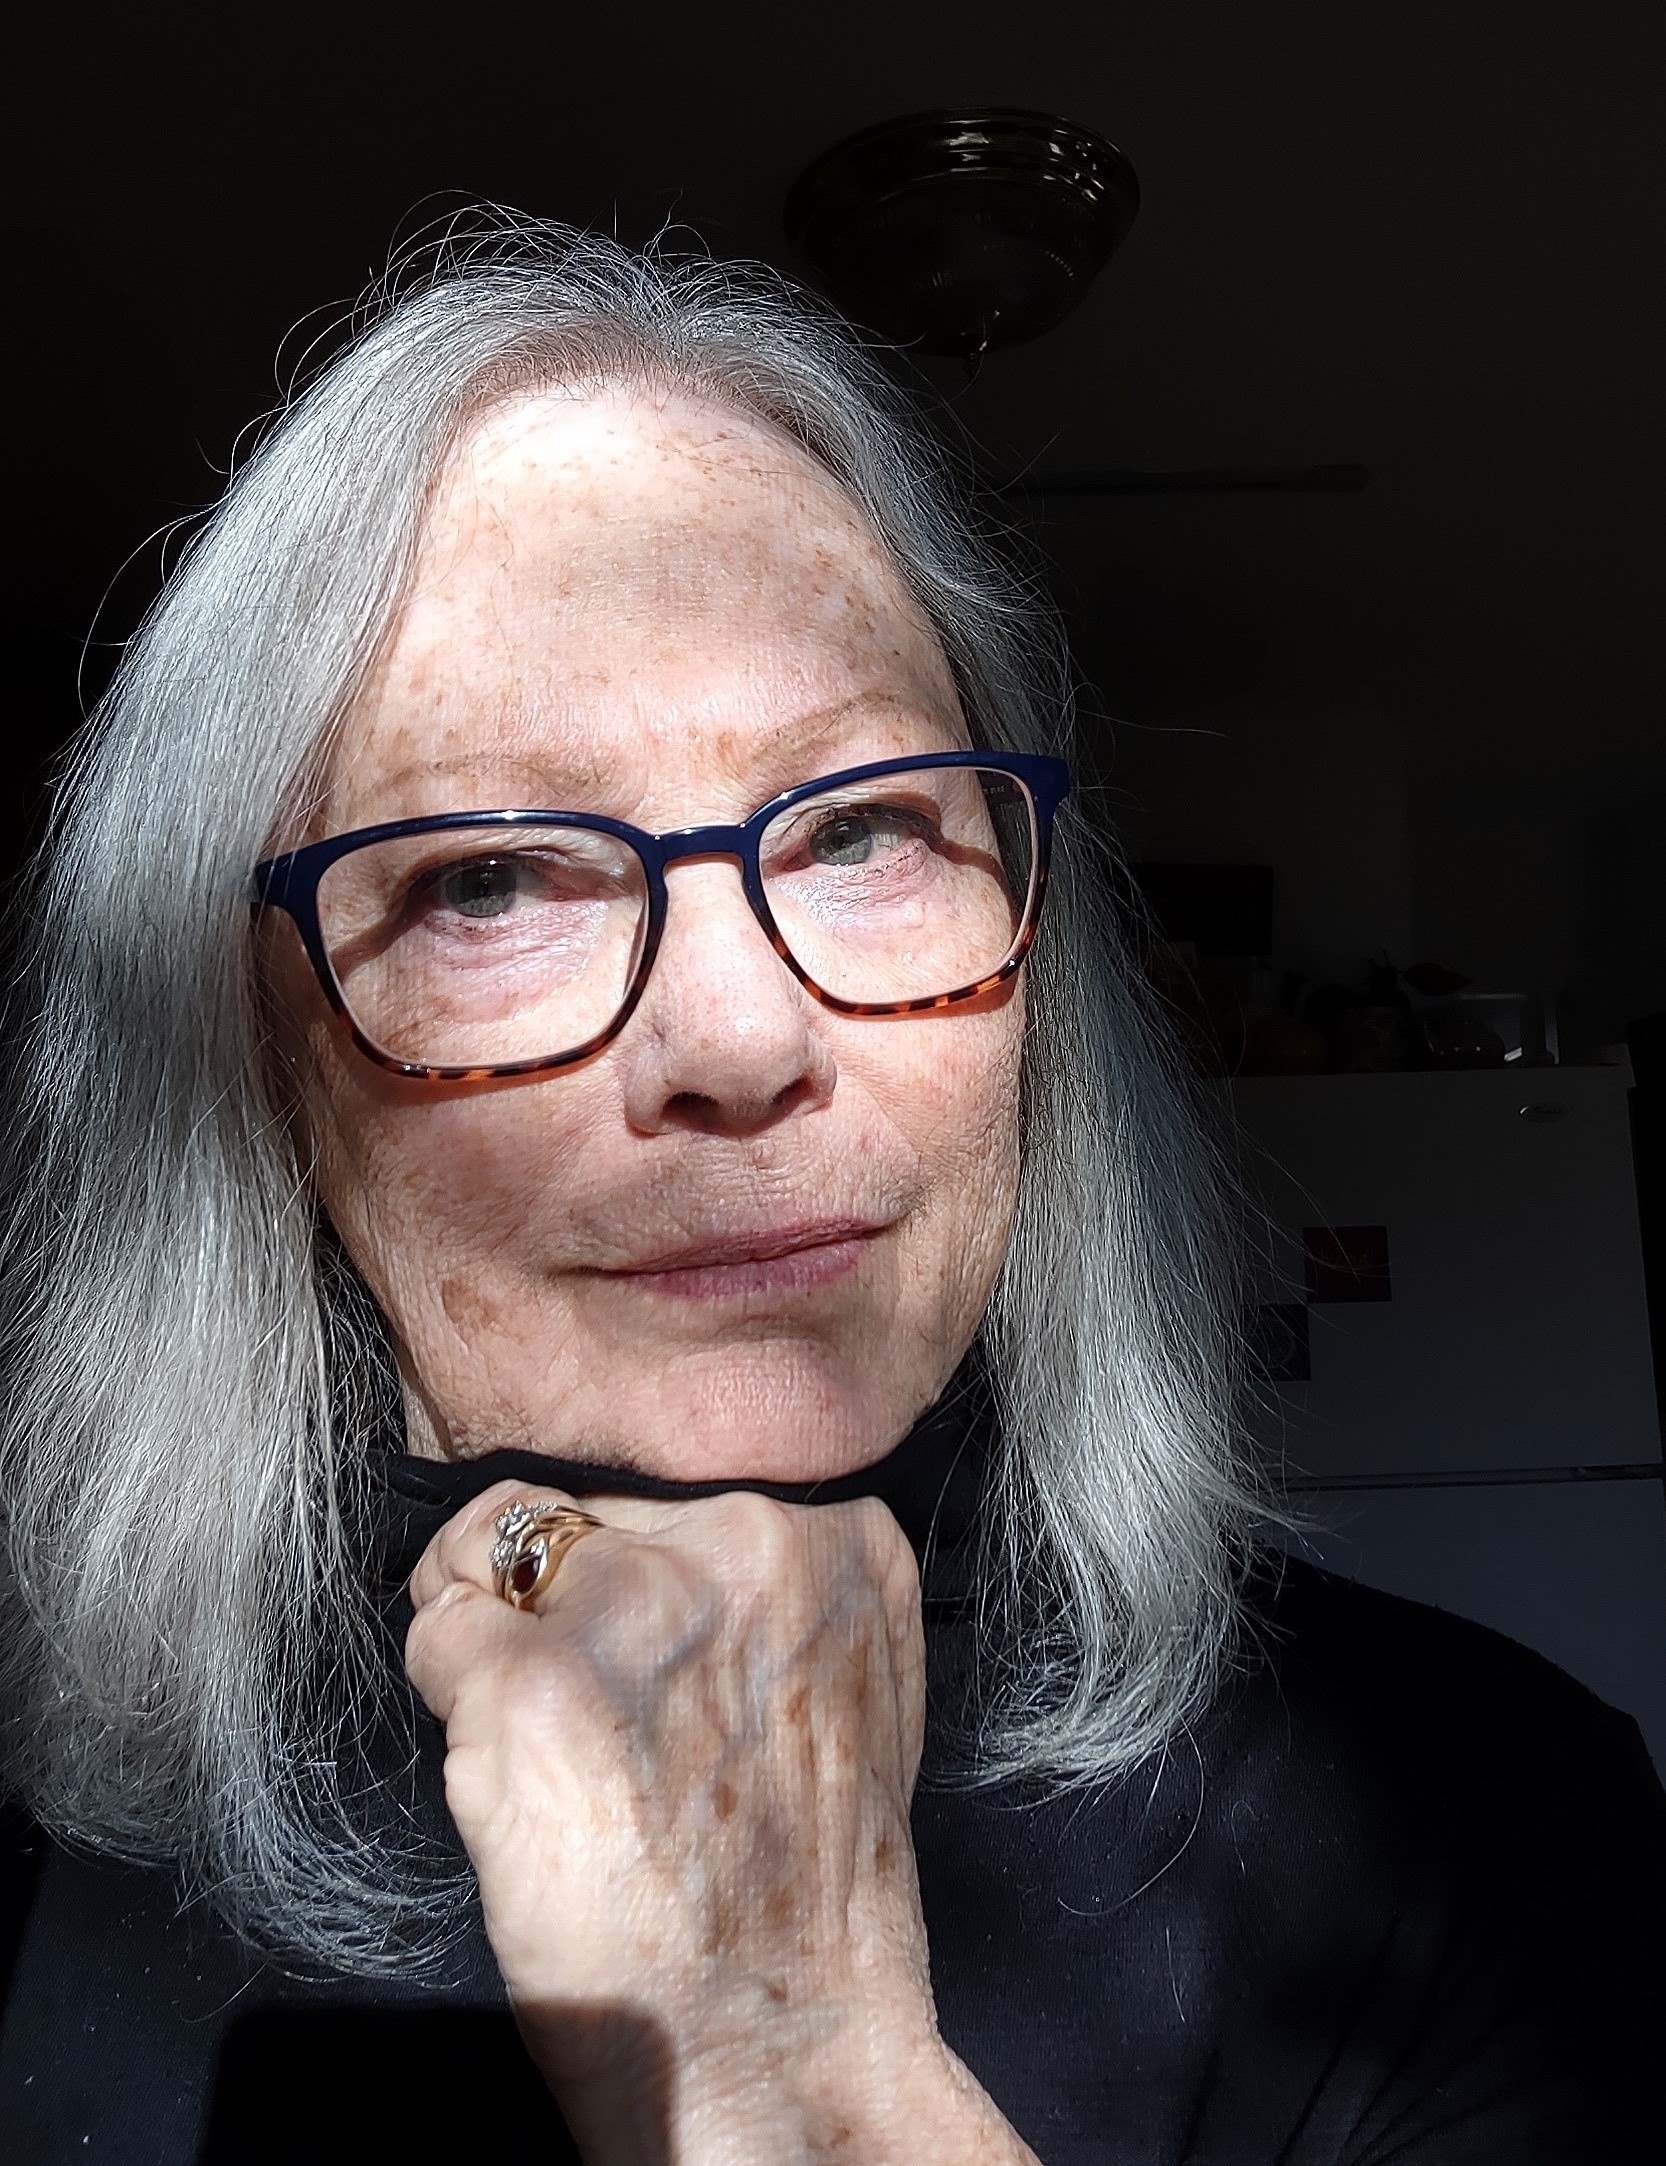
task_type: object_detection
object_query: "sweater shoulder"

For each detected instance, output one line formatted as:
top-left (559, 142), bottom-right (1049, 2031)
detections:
top-left (1217, 1543), bottom-right (1664, 1849)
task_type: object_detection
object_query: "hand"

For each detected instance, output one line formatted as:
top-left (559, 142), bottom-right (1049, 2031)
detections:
top-left (403, 1476), bottom-right (941, 2134)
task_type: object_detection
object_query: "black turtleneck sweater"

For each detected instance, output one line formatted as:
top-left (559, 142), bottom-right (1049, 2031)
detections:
top-left (1, 1365), bottom-right (1662, 2163)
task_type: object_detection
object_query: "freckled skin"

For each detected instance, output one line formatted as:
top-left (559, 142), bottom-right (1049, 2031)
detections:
top-left (267, 382), bottom-right (1024, 1484)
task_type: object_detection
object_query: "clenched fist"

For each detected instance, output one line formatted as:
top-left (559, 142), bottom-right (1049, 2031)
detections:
top-left (403, 1476), bottom-right (944, 2146)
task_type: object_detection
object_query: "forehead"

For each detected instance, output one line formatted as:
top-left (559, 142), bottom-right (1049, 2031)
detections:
top-left (410, 384), bottom-right (920, 633)
top-left (325, 386), bottom-right (963, 822)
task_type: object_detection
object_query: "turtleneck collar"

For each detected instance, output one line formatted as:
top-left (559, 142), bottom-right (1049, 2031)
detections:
top-left (365, 1341), bottom-right (1002, 1617)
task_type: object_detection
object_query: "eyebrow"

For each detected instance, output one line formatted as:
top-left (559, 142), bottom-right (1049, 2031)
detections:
top-left (371, 685), bottom-right (950, 805)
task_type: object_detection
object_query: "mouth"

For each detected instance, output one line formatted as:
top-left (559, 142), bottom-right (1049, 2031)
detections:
top-left (597, 1221), bottom-right (888, 1301)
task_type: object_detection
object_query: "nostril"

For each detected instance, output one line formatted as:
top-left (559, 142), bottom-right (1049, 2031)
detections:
top-left (664, 1067), bottom-right (820, 1137)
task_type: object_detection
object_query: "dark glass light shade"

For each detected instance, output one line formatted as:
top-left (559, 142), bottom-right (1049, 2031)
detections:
top-left (783, 107), bottom-right (1140, 360)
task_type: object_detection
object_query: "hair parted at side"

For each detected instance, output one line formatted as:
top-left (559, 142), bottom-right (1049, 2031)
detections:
top-left (0, 200), bottom-right (1323, 1985)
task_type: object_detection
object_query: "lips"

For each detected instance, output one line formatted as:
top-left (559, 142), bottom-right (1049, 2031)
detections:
top-left (603, 1219), bottom-right (888, 1273)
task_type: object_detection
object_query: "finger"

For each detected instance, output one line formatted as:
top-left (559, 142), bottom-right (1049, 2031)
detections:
top-left (406, 1478), bottom-right (655, 1614)
top-left (404, 1576), bottom-right (529, 1730)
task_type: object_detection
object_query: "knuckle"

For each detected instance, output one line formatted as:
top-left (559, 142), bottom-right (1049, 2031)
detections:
top-left (843, 1494), bottom-right (917, 1583)
top-left (406, 1580), bottom-right (461, 1655)
top-left (463, 1479), bottom-right (526, 1536)
top-left (849, 1492), bottom-right (901, 1542)
top-left (716, 1488), bottom-right (802, 1566)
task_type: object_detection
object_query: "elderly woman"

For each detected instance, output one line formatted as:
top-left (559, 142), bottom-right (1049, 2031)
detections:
top-left (0, 217), bottom-right (1660, 2165)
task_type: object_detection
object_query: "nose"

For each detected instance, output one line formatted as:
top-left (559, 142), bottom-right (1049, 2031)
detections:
top-left (616, 855), bottom-right (837, 1136)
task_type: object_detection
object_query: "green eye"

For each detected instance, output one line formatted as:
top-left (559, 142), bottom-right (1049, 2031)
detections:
top-left (805, 807), bottom-right (925, 866)
top-left (437, 859), bottom-right (522, 917)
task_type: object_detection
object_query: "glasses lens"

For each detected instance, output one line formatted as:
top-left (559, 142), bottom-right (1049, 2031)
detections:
top-left (316, 823), bottom-right (649, 1068)
top-left (759, 765), bottom-right (1036, 1004)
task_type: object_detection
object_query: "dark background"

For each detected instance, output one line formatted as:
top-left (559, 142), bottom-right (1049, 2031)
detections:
top-left (3, 0), bottom-right (1666, 2105)
top-left (5, 0), bottom-right (1663, 1059)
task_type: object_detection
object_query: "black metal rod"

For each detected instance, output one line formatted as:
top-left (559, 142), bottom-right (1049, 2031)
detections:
top-left (1283, 1462), bottom-right (1663, 1492)
top-left (991, 462), bottom-right (1371, 497)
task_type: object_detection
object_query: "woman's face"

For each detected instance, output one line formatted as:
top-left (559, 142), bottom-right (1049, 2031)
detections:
top-left (272, 384), bottom-right (1024, 1478)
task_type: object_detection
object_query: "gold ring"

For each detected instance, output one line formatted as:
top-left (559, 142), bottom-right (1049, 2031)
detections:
top-left (489, 1497), bottom-right (607, 1610)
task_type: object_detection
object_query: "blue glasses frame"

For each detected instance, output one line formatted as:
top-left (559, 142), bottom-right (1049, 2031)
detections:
top-left (251, 748), bottom-right (1073, 1082)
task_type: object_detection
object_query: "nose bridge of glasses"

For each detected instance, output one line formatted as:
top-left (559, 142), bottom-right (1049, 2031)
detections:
top-left (654, 818), bottom-right (753, 872)
top-left (642, 824), bottom-right (793, 1002)
top-left (650, 824), bottom-right (776, 975)
top-left (643, 818), bottom-right (765, 947)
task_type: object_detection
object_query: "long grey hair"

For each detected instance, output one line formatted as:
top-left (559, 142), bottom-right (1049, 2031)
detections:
top-left (0, 204), bottom-right (1322, 1985)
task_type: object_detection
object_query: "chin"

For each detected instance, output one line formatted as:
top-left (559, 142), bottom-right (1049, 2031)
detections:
top-left (591, 1341), bottom-right (916, 1483)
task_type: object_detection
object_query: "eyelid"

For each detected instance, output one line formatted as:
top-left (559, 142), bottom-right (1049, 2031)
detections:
top-left (405, 830), bottom-right (629, 877)
top-left (766, 788), bottom-right (935, 827)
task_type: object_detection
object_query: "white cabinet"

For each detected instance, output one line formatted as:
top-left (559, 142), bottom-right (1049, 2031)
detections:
top-left (1218, 1066), bottom-right (1666, 1773)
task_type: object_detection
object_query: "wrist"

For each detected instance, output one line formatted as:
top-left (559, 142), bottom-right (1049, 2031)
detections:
top-left (691, 2005), bottom-right (951, 2163)
top-left (547, 2054), bottom-right (819, 2166)
top-left (535, 1999), bottom-right (951, 2166)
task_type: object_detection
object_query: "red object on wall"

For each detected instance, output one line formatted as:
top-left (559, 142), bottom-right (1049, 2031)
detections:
top-left (1304, 1224), bottom-right (1392, 1302)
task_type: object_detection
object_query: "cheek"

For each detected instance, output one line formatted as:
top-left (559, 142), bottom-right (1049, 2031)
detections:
top-left (305, 1073), bottom-right (608, 1295)
top-left (866, 1000), bottom-right (1023, 1180)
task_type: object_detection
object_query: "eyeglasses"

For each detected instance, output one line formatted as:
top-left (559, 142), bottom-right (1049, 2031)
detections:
top-left (251, 749), bottom-right (1072, 1081)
